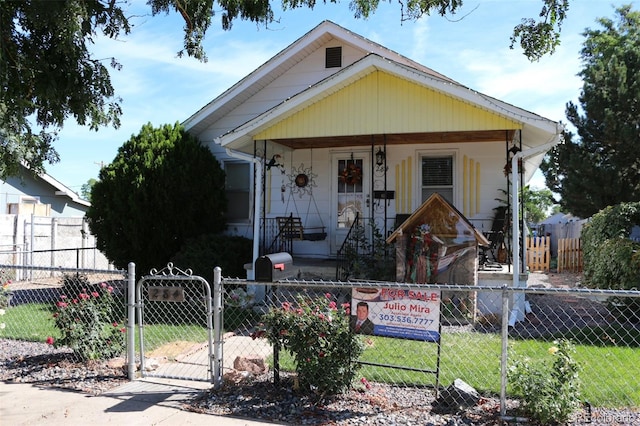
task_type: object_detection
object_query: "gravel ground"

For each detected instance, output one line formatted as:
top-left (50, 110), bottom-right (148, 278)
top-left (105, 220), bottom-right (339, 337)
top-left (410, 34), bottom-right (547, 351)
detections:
top-left (189, 372), bottom-right (514, 425)
top-left (1, 272), bottom-right (638, 424)
top-left (0, 338), bottom-right (128, 395)
top-left (1, 338), bottom-right (637, 425)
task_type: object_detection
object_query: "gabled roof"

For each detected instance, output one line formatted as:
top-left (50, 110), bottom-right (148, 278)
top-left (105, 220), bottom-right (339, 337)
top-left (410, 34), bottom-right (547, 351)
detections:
top-left (386, 193), bottom-right (490, 246)
top-left (538, 212), bottom-right (582, 225)
top-left (37, 172), bottom-right (90, 207)
top-left (5, 164), bottom-right (90, 208)
top-left (182, 20), bottom-right (454, 136)
top-left (215, 52), bottom-right (560, 153)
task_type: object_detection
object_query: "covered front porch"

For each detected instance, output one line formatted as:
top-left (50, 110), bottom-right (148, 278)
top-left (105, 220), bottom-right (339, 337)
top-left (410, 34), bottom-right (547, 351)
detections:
top-left (253, 129), bottom-right (524, 263)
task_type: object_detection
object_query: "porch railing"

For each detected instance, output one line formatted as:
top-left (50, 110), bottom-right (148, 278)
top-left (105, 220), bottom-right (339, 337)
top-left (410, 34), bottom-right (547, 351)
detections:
top-left (336, 213), bottom-right (361, 281)
top-left (260, 218), bottom-right (292, 256)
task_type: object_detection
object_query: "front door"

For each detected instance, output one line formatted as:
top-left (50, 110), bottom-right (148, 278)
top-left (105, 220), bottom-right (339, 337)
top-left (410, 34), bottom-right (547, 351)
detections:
top-left (331, 152), bottom-right (370, 254)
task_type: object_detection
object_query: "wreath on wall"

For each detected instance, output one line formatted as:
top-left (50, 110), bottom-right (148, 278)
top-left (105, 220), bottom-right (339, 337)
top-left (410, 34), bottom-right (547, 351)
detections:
top-left (340, 163), bottom-right (362, 185)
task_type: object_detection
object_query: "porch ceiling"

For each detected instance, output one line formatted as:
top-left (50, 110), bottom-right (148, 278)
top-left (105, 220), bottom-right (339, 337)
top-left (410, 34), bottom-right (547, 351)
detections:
top-left (269, 129), bottom-right (517, 149)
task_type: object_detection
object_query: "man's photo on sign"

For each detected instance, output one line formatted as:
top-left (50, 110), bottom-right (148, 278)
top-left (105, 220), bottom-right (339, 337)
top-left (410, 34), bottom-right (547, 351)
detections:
top-left (350, 301), bottom-right (374, 334)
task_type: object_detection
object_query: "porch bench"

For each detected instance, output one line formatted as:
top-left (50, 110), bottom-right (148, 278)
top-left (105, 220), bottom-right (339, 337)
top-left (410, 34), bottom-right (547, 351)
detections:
top-left (277, 216), bottom-right (304, 240)
top-left (276, 216), bottom-right (327, 241)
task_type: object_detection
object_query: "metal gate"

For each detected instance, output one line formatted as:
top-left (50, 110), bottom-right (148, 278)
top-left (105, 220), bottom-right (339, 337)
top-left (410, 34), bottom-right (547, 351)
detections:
top-left (136, 263), bottom-right (215, 382)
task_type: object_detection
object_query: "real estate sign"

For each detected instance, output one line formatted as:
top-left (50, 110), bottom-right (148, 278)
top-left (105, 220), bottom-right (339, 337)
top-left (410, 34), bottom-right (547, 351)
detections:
top-left (351, 288), bottom-right (441, 342)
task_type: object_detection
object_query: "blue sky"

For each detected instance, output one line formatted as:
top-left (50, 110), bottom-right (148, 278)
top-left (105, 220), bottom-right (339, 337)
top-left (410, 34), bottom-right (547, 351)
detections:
top-left (48, 0), bottom-right (634, 193)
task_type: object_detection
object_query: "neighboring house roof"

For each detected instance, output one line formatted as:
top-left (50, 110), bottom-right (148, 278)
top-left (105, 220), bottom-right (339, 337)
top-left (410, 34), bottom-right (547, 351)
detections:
top-left (1, 166), bottom-right (90, 216)
top-left (36, 172), bottom-right (90, 208)
top-left (538, 212), bottom-right (582, 225)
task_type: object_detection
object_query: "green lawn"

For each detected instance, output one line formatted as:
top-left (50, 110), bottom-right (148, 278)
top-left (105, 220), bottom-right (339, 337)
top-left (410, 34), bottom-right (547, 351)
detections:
top-left (273, 331), bottom-right (640, 408)
top-left (1, 303), bottom-right (57, 341)
top-left (136, 323), bottom-right (210, 353)
top-left (1, 303), bottom-right (210, 353)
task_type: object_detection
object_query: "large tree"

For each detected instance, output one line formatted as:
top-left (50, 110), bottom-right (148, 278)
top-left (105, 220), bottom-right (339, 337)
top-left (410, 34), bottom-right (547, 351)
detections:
top-left (86, 122), bottom-right (226, 274)
top-left (1, 0), bottom-right (569, 178)
top-left (541, 5), bottom-right (640, 218)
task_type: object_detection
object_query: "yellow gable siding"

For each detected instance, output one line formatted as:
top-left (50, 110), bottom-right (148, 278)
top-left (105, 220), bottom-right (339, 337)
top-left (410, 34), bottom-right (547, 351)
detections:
top-left (255, 71), bottom-right (522, 140)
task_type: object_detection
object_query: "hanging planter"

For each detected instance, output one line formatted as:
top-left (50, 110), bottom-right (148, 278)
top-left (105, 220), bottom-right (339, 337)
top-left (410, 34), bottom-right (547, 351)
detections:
top-left (340, 163), bottom-right (362, 185)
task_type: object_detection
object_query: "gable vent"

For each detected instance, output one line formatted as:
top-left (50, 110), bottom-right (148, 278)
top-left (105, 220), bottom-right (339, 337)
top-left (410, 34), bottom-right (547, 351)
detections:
top-left (325, 46), bottom-right (342, 68)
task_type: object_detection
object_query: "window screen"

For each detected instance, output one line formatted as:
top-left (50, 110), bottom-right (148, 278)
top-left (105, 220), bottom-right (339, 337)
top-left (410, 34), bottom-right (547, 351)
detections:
top-left (225, 162), bottom-right (250, 221)
top-left (421, 156), bottom-right (454, 203)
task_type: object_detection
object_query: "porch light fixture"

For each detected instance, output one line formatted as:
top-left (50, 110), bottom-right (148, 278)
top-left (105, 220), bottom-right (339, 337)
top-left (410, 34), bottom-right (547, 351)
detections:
top-left (508, 145), bottom-right (521, 155)
top-left (504, 145), bottom-right (524, 176)
top-left (375, 147), bottom-right (386, 171)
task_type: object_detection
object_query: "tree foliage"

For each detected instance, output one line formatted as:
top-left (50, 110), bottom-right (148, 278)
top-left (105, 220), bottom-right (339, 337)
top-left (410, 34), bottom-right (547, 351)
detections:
top-left (510, 0), bottom-right (569, 61)
top-left (522, 186), bottom-right (556, 224)
top-left (170, 233), bottom-right (253, 284)
top-left (86, 122), bottom-right (226, 274)
top-left (541, 5), bottom-right (640, 218)
top-left (1, 0), bottom-right (570, 178)
top-left (80, 178), bottom-right (98, 202)
top-left (0, 1), bottom-right (128, 178)
top-left (498, 185), bottom-right (556, 224)
top-left (580, 201), bottom-right (640, 320)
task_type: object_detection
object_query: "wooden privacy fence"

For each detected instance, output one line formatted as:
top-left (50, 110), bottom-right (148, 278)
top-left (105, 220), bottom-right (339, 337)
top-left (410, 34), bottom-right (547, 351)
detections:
top-left (526, 236), bottom-right (550, 272)
top-left (557, 238), bottom-right (583, 273)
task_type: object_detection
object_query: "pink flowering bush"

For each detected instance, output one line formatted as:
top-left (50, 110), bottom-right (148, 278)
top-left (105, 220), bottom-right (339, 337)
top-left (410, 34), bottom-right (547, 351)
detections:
top-left (51, 274), bottom-right (125, 361)
top-left (257, 293), bottom-right (363, 398)
top-left (0, 271), bottom-right (13, 308)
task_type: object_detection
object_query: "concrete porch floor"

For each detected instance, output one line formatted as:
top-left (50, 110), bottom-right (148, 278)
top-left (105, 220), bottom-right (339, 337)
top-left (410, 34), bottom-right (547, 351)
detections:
top-left (290, 257), bottom-right (520, 282)
top-left (291, 257), bottom-right (339, 280)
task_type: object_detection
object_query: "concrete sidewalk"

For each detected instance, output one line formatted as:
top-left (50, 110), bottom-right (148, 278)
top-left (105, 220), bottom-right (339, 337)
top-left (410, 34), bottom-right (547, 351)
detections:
top-left (0, 378), bottom-right (283, 426)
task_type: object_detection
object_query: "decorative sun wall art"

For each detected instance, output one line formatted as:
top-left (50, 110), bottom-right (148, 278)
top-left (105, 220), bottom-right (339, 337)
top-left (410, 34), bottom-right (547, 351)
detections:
top-left (287, 163), bottom-right (317, 197)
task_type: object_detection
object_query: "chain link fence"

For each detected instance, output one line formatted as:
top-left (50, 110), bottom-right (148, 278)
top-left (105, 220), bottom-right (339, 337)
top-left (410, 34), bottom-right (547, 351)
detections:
top-left (2, 255), bottom-right (638, 417)
top-left (220, 277), bottom-right (640, 412)
top-left (135, 264), bottom-right (215, 382)
top-left (0, 245), bottom-right (113, 271)
top-left (1, 251), bottom-right (127, 364)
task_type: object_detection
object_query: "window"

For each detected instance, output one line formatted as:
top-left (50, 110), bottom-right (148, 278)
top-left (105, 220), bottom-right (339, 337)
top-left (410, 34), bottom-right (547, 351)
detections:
top-left (421, 156), bottom-right (454, 204)
top-left (225, 162), bottom-right (251, 221)
top-left (20, 196), bottom-right (39, 204)
top-left (336, 158), bottom-right (364, 228)
top-left (325, 46), bottom-right (342, 68)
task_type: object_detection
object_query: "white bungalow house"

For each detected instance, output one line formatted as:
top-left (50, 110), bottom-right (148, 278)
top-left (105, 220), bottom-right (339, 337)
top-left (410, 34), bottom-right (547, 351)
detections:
top-left (184, 21), bottom-right (562, 293)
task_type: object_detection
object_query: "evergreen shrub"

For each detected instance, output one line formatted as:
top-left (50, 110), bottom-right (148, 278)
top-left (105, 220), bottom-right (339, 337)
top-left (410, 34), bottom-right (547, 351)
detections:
top-left (581, 202), bottom-right (640, 320)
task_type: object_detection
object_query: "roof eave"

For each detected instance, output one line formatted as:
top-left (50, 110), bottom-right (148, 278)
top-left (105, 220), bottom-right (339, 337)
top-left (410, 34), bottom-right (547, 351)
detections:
top-left (217, 55), bottom-right (561, 153)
